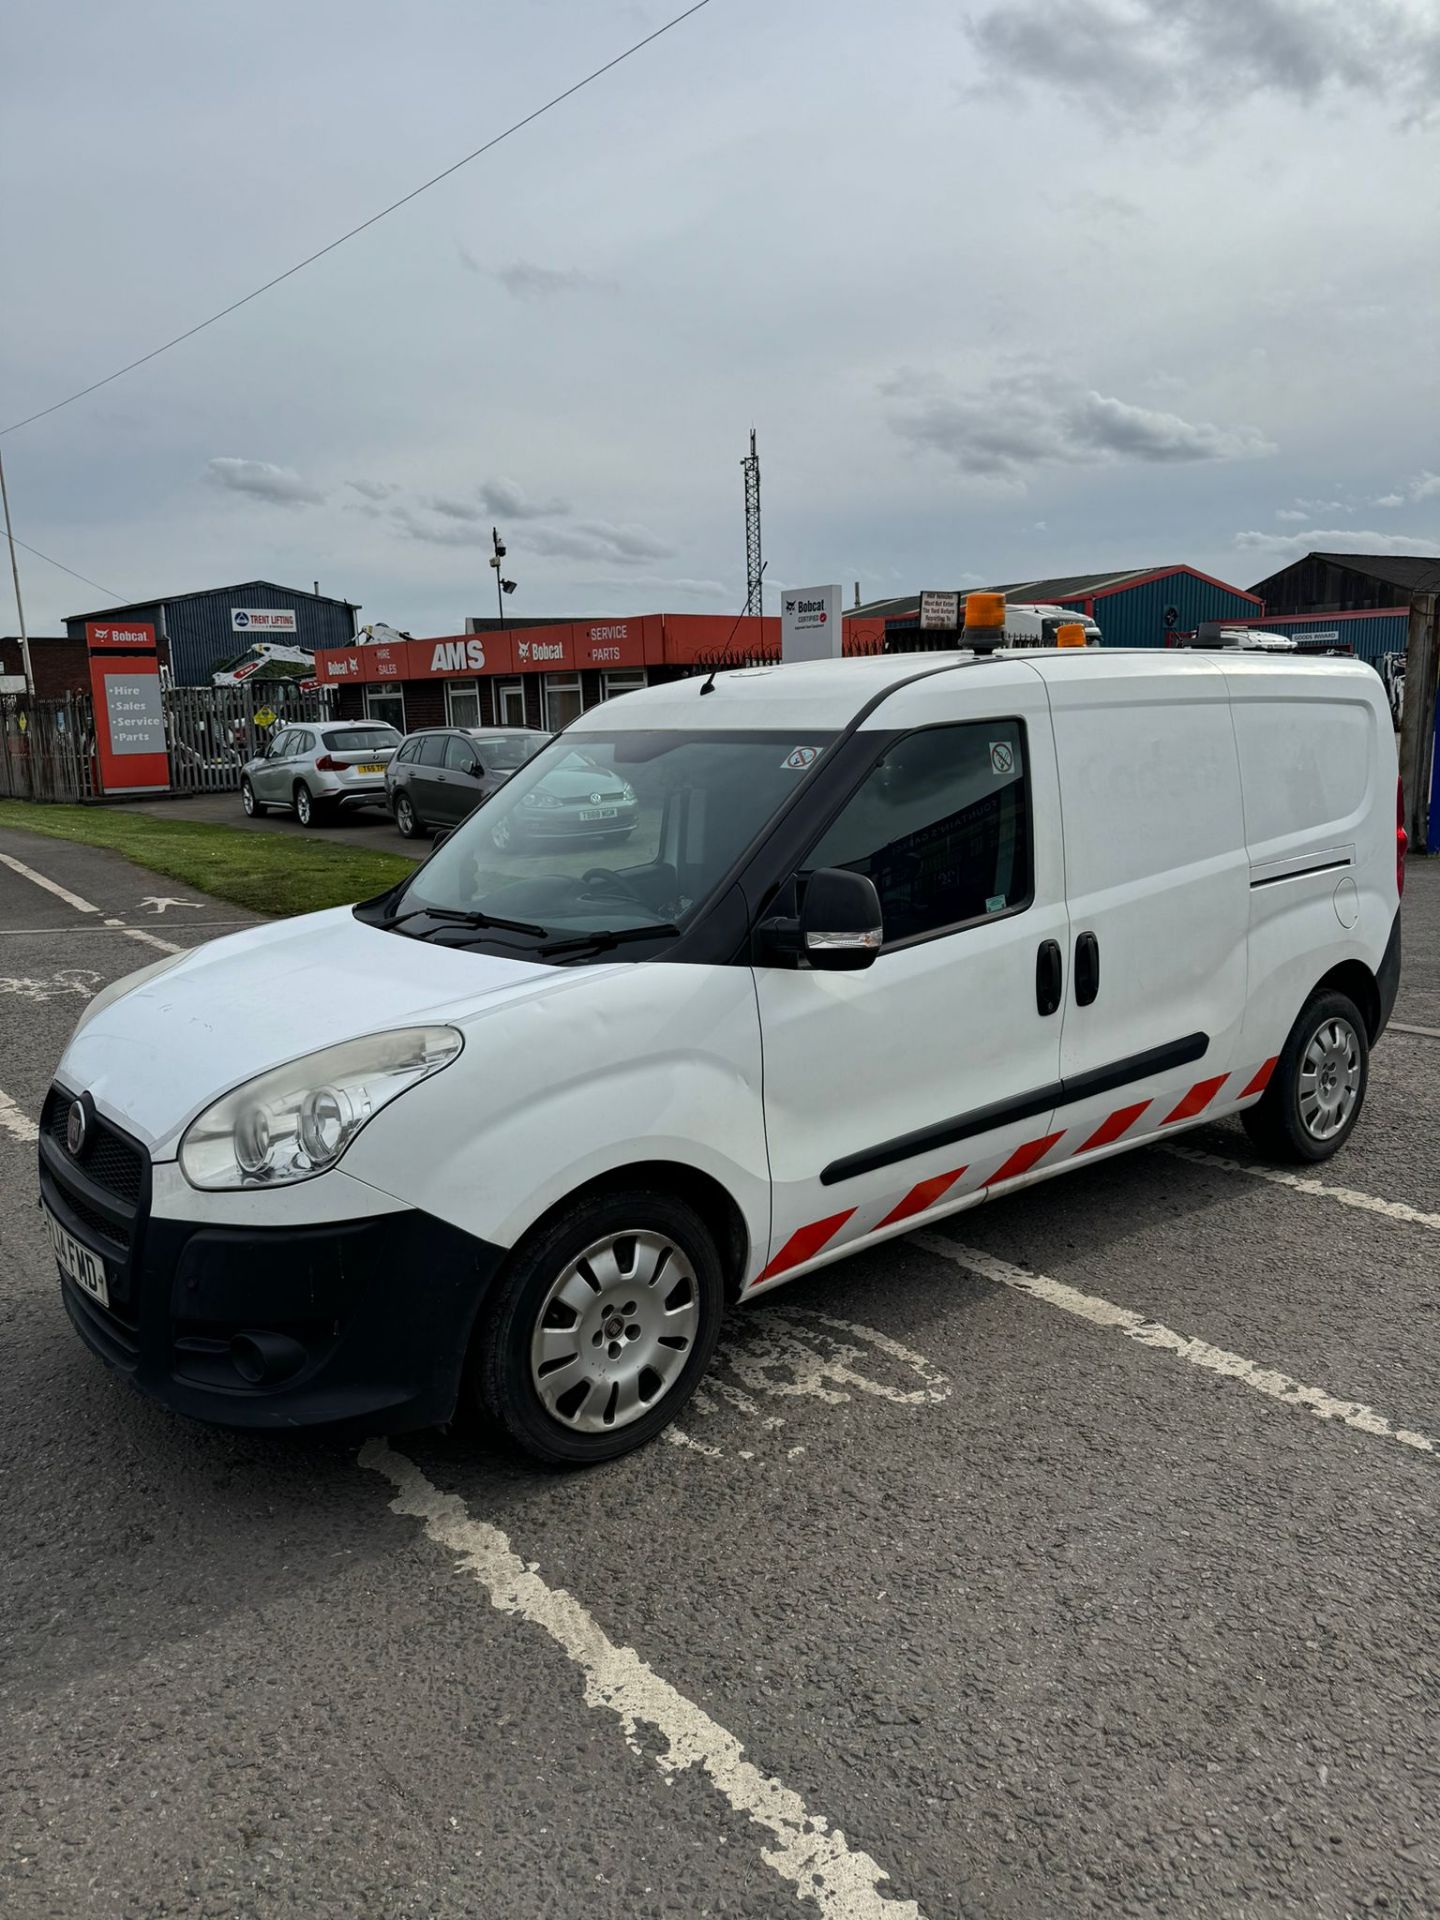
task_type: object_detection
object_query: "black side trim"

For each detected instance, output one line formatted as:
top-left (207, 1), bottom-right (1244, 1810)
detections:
top-left (820, 1032), bottom-right (1210, 1186)
top-left (1375, 908), bottom-right (1401, 1039)
top-left (1250, 857), bottom-right (1351, 889)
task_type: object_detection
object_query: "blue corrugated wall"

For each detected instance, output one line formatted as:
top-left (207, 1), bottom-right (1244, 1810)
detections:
top-left (1234, 610), bottom-right (1408, 667)
top-left (1049, 571), bottom-right (1263, 648)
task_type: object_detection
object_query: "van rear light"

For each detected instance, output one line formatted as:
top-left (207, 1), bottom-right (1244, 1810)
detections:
top-left (314, 754), bottom-right (340, 772)
top-left (1397, 775), bottom-right (1408, 897)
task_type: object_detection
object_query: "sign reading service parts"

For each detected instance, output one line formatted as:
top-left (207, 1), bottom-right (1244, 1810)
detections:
top-left (231, 608), bottom-right (297, 633)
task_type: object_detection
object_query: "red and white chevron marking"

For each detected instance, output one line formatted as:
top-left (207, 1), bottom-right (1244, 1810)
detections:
top-left (751, 1056), bottom-right (1279, 1287)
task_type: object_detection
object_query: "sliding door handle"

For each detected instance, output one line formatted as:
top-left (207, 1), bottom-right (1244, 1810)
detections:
top-left (1035, 940), bottom-right (1062, 1016)
top-left (1075, 931), bottom-right (1100, 1006)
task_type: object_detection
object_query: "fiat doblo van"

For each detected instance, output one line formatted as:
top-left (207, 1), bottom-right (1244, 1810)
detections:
top-left (41, 650), bottom-right (1403, 1463)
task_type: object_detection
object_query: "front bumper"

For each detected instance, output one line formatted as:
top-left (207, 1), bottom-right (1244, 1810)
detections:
top-left (40, 1093), bottom-right (503, 1432)
top-left (520, 807), bottom-right (639, 840)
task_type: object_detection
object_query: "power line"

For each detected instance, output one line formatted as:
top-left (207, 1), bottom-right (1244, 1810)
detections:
top-left (7, 537), bottom-right (123, 600)
top-left (1, 0), bottom-right (714, 438)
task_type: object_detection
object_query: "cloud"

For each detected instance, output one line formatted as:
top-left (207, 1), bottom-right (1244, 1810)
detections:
top-left (1235, 526), bottom-right (1440, 557)
top-left (966, 0), bottom-right (1440, 122)
top-left (490, 261), bottom-right (615, 300)
top-left (1373, 470), bottom-right (1440, 507)
top-left (525, 520), bottom-right (676, 565)
top-left (477, 476), bottom-right (568, 520)
top-left (1274, 508), bottom-right (1309, 521)
top-left (1371, 492), bottom-right (1407, 509)
top-left (885, 365), bottom-right (1275, 479)
top-left (345, 478), bottom-right (398, 502)
top-left (579, 575), bottom-right (730, 601)
top-left (207, 457), bottom-right (324, 506)
top-left (388, 507), bottom-right (488, 548)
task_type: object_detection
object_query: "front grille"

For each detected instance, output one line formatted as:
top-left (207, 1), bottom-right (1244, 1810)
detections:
top-left (55, 1183), bottom-right (131, 1255)
top-left (41, 1088), bottom-right (146, 1208)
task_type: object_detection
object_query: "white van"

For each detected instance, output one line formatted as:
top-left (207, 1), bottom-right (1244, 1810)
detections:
top-left (40, 651), bottom-right (1404, 1464)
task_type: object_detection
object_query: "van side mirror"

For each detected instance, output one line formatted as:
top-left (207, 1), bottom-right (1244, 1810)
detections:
top-left (758, 869), bottom-right (883, 970)
top-left (802, 869), bottom-right (883, 970)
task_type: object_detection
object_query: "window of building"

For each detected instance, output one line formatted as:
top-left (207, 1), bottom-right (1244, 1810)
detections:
top-left (802, 720), bottom-right (1032, 945)
top-left (602, 670), bottom-right (647, 701)
top-left (365, 689), bottom-right (406, 734)
top-left (543, 675), bottom-right (583, 732)
top-left (496, 679), bottom-right (526, 727)
top-left (446, 680), bottom-right (481, 729)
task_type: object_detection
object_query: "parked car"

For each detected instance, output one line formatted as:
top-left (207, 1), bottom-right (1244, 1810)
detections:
top-left (40, 651), bottom-right (1402, 1466)
top-left (386, 727), bottom-right (550, 839)
top-left (488, 746), bottom-right (640, 852)
top-left (241, 722), bottom-right (401, 827)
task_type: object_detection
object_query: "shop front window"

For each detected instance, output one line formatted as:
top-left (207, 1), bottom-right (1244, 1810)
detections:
top-left (365, 689), bottom-right (406, 733)
top-left (446, 680), bottom-right (481, 729)
top-left (602, 670), bottom-right (647, 701)
top-left (543, 675), bottom-right (583, 732)
top-left (496, 679), bottom-right (526, 727)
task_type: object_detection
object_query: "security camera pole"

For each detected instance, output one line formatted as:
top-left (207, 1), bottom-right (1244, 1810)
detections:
top-left (0, 443), bottom-right (35, 698)
top-left (488, 526), bottom-right (517, 631)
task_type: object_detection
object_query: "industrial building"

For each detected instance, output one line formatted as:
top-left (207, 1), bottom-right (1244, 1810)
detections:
top-left (854, 565), bottom-right (1264, 648)
top-left (63, 579), bottom-right (359, 685)
top-left (1240, 551), bottom-right (1440, 665)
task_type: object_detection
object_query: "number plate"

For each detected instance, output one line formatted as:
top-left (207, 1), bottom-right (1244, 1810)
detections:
top-left (578, 807), bottom-right (618, 821)
top-left (43, 1203), bottom-right (109, 1309)
top-left (355, 762), bottom-right (386, 775)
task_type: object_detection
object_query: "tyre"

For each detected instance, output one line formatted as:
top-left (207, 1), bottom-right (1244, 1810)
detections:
top-left (294, 783), bottom-right (324, 828)
top-left (240, 778), bottom-right (266, 818)
top-left (470, 1189), bottom-right (724, 1466)
top-left (1241, 989), bottom-right (1369, 1164)
top-left (393, 791), bottom-right (427, 840)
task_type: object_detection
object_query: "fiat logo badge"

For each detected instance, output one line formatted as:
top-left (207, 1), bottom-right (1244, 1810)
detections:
top-left (66, 1100), bottom-right (88, 1157)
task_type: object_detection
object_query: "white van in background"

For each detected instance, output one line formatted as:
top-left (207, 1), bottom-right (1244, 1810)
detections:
top-left (41, 650), bottom-right (1403, 1464)
top-left (1002, 603), bottom-right (1103, 647)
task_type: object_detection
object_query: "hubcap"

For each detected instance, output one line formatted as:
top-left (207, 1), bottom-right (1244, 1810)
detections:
top-left (1298, 1017), bottom-right (1361, 1139)
top-left (530, 1230), bottom-right (699, 1434)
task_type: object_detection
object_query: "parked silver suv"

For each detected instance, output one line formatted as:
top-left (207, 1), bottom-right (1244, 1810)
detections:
top-left (241, 722), bottom-right (402, 827)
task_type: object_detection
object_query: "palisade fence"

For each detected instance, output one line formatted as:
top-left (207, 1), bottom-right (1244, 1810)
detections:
top-left (0, 680), bottom-right (336, 802)
top-left (0, 692), bottom-right (97, 801)
top-left (165, 679), bottom-right (336, 793)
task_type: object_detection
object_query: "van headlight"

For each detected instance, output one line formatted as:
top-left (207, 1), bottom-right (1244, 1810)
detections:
top-left (72, 951), bottom-right (189, 1037)
top-left (179, 1026), bottom-right (463, 1190)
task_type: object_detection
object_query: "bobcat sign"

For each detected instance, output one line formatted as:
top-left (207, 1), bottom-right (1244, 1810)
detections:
top-left (780, 584), bottom-right (841, 663)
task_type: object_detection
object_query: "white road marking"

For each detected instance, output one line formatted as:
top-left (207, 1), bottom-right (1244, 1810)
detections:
top-left (1162, 1143), bottom-right (1440, 1233)
top-left (0, 920), bottom-right (250, 936)
top-left (0, 969), bottom-right (102, 1003)
top-left (124, 927), bottom-right (185, 956)
top-left (725, 1311), bottom-right (950, 1409)
top-left (1389, 1021), bottom-right (1440, 1040)
top-left (138, 895), bottom-right (201, 915)
top-left (0, 851), bottom-right (100, 915)
top-left (361, 1441), bottom-right (924, 1919)
top-left (914, 1235), bottom-right (1439, 1462)
top-left (0, 1088), bottom-right (39, 1144)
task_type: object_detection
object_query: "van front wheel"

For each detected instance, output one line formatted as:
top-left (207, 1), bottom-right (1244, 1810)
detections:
top-left (1242, 990), bottom-right (1369, 1164)
top-left (471, 1190), bottom-right (724, 1465)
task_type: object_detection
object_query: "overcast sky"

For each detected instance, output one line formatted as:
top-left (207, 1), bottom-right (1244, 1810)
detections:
top-left (3, 0), bottom-right (1439, 636)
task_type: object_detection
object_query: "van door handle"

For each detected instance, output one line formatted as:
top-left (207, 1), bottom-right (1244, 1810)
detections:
top-left (1075, 931), bottom-right (1100, 1006)
top-left (1035, 940), bottom-right (1062, 1016)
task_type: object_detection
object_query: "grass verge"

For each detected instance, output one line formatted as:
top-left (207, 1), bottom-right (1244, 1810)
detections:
top-left (0, 800), bottom-right (417, 917)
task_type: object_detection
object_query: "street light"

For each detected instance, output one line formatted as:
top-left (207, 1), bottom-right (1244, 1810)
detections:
top-left (487, 526), bottom-right (516, 628)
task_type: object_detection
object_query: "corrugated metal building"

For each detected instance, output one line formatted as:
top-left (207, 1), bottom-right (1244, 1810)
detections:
top-left (65, 579), bottom-right (359, 685)
top-left (1216, 608), bottom-right (1409, 666)
top-left (1247, 550), bottom-right (1440, 615)
top-left (856, 565), bottom-right (1263, 648)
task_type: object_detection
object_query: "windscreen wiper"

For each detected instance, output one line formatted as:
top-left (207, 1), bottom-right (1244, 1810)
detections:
top-left (539, 923), bottom-right (680, 958)
top-left (383, 904), bottom-right (549, 937)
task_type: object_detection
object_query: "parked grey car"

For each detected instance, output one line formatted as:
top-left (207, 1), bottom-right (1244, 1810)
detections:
top-left (241, 722), bottom-right (402, 827)
top-left (386, 727), bottom-right (550, 839)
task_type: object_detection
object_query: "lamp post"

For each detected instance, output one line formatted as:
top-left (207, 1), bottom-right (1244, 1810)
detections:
top-left (488, 526), bottom-right (517, 628)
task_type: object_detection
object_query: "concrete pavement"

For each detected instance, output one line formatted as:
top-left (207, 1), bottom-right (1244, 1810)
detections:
top-left (2, 827), bottom-right (1438, 1919)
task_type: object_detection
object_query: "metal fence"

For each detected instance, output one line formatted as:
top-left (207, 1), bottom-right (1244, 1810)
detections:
top-left (0, 693), bottom-right (97, 802)
top-left (166, 679), bottom-right (336, 792)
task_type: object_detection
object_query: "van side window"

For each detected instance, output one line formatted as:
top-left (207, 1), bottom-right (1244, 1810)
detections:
top-left (803, 720), bottom-right (1032, 944)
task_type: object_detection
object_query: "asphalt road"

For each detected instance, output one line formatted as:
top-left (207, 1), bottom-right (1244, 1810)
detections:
top-left (2, 826), bottom-right (1439, 1920)
top-left (118, 790), bottom-right (424, 859)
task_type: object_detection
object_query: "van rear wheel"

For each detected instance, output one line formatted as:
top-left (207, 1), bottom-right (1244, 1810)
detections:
top-left (470, 1190), bottom-right (724, 1466)
top-left (1242, 989), bottom-right (1369, 1164)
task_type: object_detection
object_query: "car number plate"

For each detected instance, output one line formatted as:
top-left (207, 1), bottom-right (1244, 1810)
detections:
top-left (355, 762), bottom-right (386, 774)
top-left (578, 807), bottom-right (618, 821)
top-left (43, 1203), bottom-right (109, 1309)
